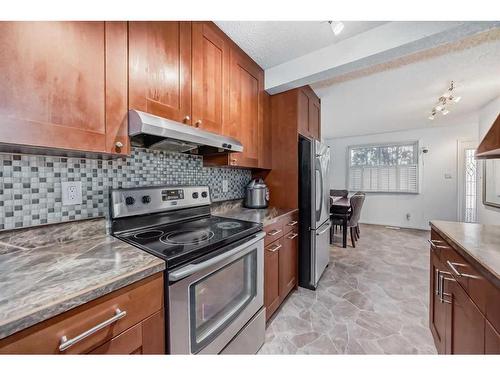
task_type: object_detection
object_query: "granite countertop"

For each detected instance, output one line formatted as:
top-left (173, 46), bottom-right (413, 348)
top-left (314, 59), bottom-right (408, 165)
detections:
top-left (0, 218), bottom-right (165, 339)
top-left (430, 220), bottom-right (500, 287)
top-left (211, 200), bottom-right (298, 226)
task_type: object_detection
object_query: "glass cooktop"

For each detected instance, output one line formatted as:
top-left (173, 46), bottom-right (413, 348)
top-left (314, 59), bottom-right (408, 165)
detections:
top-left (117, 215), bottom-right (262, 269)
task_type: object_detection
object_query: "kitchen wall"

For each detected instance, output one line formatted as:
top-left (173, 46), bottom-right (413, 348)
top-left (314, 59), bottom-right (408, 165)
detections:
top-left (325, 122), bottom-right (478, 230)
top-left (477, 96), bottom-right (500, 225)
top-left (0, 148), bottom-right (251, 231)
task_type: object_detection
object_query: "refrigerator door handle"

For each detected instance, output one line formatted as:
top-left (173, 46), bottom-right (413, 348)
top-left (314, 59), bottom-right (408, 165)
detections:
top-left (316, 221), bottom-right (331, 236)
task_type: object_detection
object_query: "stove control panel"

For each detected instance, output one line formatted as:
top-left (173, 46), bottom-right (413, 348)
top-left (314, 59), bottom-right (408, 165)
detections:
top-left (111, 186), bottom-right (211, 219)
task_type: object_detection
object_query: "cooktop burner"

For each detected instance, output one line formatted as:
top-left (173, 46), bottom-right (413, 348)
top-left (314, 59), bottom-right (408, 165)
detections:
top-left (134, 230), bottom-right (164, 240)
top-left (160, 229), bottom-right (215, 245)
top-left (216, 221), bottom-right (243, 230)
top-left (116, 215), bottom-right (262, 269)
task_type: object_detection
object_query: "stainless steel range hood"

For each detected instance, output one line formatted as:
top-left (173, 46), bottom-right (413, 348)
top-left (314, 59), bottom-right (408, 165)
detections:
top-left (128, 110), bottom-right (243, 154)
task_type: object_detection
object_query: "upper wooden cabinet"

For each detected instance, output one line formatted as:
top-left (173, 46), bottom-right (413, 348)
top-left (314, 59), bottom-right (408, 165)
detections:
top-left (476, 113), bottom-right (500, 159)
top-left (128, 21), bottom-right (192, 125)
top-left (226, 47), bottom-right (263, 168)
top-left (191, 22), bottom-right (229, 134)
top-left (0, 21), bottom-right (129, 155)
top-left (297, 86), bottom-right (321, 140)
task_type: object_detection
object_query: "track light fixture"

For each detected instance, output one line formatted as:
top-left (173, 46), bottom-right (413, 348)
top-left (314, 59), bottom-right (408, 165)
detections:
top-left (329, 21), bottom-right (344, 36)
top-left (428, 81), bottom-right (462, 120)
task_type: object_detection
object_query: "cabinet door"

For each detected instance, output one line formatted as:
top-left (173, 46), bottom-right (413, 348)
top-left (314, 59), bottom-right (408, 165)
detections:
top-left (129, 21), bottom-right (192, 124)
top-left (264, 240), bottom-right (281, 321)
top-left (297, 89), bottom-right (310, 138)
top-left (258, 91), bottom-right (272, 169)
top-left (0, 22), bottom-right (128, 155)
top-left (279, 231), bottom-right (298, 300)
top-left (90, 310), bottom-right (165, 354)
top-left (226, 48), bottom-right (263, 168)
top-left (444, 277), bottom-right (485, 354)
top-left (429, 251), bottom-right (447, 354)
top-left (485, 319), bottom-right (500, 354)
top-left (308, 96), bottom-right (321, 139)
top-left (191, 22), bottom-right (229, 134)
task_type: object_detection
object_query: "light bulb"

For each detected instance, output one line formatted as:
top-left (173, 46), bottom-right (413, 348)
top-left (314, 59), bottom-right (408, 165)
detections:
top-left (428, 115), bottom-right (435, 120)
top-left (442, 109), bottom-right (450, 115)
top-left (435, 105), bottom-right (443, 111)
top-left (329, 21), bottom-right (345, 36)
top-left (453, 96), bottom-right (462, 103)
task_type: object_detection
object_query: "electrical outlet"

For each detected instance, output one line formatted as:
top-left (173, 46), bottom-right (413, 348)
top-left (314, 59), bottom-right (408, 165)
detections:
top-left (222, 180), bottom-right (229, 193)
top-left (62, 181), bottom-right (82, 206)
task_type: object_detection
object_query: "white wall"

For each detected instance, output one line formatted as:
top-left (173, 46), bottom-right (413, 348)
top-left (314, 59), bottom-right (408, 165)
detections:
top-left (477, 96), bottom-right (500, 225)
top-left (326, 123), bottom-right (478, 230)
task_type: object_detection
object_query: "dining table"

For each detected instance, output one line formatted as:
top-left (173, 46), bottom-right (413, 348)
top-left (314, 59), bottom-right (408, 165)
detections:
top-left (330, 193), bottom-right (354, 248)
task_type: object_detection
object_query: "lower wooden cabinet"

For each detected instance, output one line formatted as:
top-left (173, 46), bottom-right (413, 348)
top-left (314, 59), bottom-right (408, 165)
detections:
top-left (429, 252), bottom-right (447, 353)
top-left (0, 273), bottom-right (165, 354)
top-left (429, 227), bottom-right (500, 354)
top-left (485, 320), bottom-right (500, 354)
top-left (264, 239), bottom-right (281, 319)
top-left (263, 211), bottom-right (299, 321)
top-left (90, 310), bottom-right (164, 354)
top-left (445, 277), bottom-right (485, 354)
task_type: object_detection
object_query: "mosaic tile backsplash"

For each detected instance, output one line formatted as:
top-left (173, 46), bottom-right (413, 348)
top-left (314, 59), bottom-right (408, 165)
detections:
top-left (0, 148), bottom-right (251, 230)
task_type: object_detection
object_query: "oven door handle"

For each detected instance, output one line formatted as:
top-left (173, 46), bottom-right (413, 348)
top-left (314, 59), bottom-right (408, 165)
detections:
top-left (169, 231), bottom-right (265, 282)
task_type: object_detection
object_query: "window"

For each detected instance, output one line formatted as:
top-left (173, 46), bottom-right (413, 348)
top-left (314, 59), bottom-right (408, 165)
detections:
top-left (464, 148), bottom-right (477, 223)
top-left (348, 142), bottom-right (419, 193)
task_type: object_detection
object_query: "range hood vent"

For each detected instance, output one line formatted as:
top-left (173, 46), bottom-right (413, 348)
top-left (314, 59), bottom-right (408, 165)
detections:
top-left (128, 110), bottom-right (243, 155)
top-left (476, 113), bottom-right (500, 159)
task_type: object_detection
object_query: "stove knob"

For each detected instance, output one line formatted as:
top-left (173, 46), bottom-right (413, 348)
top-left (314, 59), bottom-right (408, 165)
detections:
top-left (142, 195), bottom-right (151, 204)
top-left (125, 196), bottom-right (135, 206)
top-left (192, 192), bottom-right (199, 199)
top-left (201, 191), bottom-right (208, 198)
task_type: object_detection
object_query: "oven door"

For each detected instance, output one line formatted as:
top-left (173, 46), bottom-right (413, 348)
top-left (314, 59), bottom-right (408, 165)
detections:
top-left (168, 232), bottom-right (265, 354)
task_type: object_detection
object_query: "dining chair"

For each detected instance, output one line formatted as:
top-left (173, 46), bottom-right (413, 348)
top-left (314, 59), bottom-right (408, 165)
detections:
top-left (353, 192), bottom-right (366, 239)
top-left (331, 193), bottom-right (365, 248)
top-left (330, 189), bottom-right (348, 198)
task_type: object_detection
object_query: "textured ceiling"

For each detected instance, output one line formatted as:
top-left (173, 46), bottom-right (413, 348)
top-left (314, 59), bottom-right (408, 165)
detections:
top-left (215, 21), bottom-right (387, 69)
top-left (316, 37), bottom-right (500, 138)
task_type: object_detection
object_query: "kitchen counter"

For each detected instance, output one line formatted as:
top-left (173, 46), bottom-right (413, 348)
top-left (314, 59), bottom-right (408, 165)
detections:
top-left (211, 200), bottom-right (298, 226)
top-left (430, 220), bottom-right (500, 287)
top-left (0, 219), bottom-right (165, 339)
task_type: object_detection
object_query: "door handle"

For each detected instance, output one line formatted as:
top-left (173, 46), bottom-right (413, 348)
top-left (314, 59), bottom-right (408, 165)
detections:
top-left (446, 261), bottom-right (479, 279)
top-left (169, 232), bottom-right (265, 281)
top-left (266, 243), bottom-right (282, 253)
top-left (267, 229), bottom-right (282, 236)
top-left (316, 222), bottom-right (331, 236)
top-left (59, 309), bottom-right (127, 351)
top-left (428, 239), bottom-right (448, 250)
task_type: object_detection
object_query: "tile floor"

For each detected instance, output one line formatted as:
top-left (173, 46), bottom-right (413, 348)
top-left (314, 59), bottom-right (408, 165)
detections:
top-left (258, 224), bottom-right (437, 354)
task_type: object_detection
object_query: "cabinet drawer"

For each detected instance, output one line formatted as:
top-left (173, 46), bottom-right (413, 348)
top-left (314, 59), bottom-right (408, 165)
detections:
top-left (264, 221), bottom-right (284, 246)
top-left (0, 273), bottom-right (163, 354)
top-left (282, 212), bottom-right (299, 235)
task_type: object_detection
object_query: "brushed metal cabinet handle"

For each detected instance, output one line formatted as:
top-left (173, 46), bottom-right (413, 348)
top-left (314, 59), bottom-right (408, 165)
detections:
top-left (287, 221), bottom-right (298, 226)
top-left (58, 308), bottom-right (127, 352)
top-left (267, 244), bottom-right (282, 253)
top-left (194, 120), bottom-right (202, 128)
top-left (268, 229), bottom-right (282, 236)
top-left (446, 261), bottom-right (479, 279)
top-left (428, 239), bottom-right (448, 250)
top-left (287, 233), bottom-right (298, 239)
top-left (183, 115), bottom-right (191, 122)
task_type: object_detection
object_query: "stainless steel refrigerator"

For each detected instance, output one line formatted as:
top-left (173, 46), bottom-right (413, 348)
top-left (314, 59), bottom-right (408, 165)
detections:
top-left (298, 136), bottom-right (331, 290)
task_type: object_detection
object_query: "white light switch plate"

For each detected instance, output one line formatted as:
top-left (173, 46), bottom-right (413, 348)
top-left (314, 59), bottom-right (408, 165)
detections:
top-left (62, 181), bottom-right (82, 205)
top-left (222, 180), bottom-right (229, 193)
